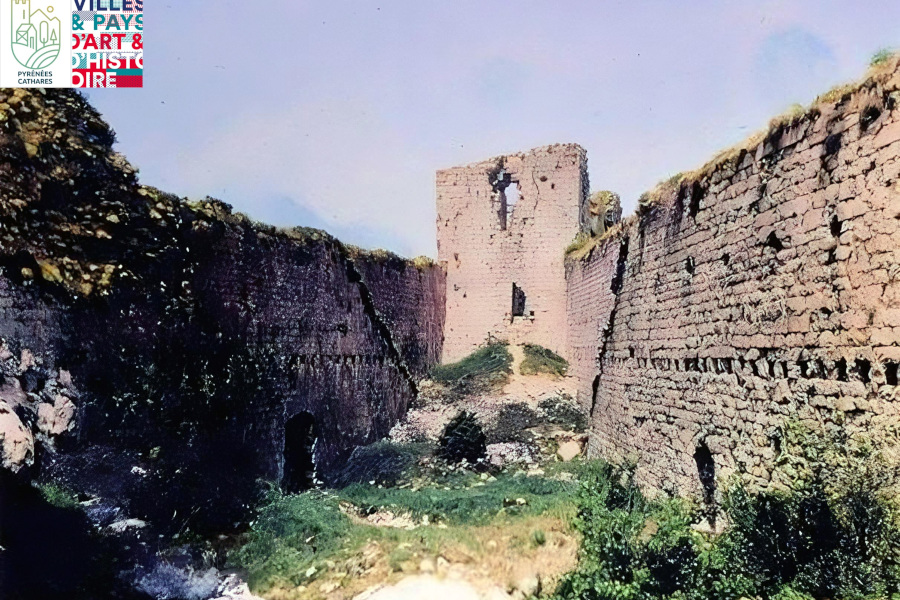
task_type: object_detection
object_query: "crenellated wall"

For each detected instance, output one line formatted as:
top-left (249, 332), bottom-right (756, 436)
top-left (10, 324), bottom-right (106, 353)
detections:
top-left (568, 60), bottom-right (900, 498)
top-left (0, 88), bottom-right (445, 531)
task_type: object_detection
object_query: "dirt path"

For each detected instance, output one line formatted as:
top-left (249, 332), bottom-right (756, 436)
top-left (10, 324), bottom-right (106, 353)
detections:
top-left (354, 576), bottom-right (495, 600)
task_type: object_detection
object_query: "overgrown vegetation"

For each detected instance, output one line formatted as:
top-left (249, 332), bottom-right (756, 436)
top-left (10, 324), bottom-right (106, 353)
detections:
top-left (334, 440), bottom-right (432, 487)
top-left (37, 482), bottom-right (81, 509)
top-left (872, 48), bottom-right (896, 67)
top-left (638, 173), bottom-right (686, 212)
top-left (341, 468), bottom-right (577, 526)
top-left (539, 395), bottom-right (588, 432)
top-left (430, 342), bottom-right (512, 394)
top-left (553, 426), bottom-right (900, 600)
top-left (521, 344), bottom-right (569, 377)
top-left (229, 489), bottom-right (356, 591)
top-left (230, 465), bottom-right (582, 592)
top-left (231, 420), bottom-right (900, 598)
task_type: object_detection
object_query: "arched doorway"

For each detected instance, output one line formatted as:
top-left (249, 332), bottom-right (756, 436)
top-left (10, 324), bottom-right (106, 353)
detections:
top-left (282, 412), bottom-right (318, 493)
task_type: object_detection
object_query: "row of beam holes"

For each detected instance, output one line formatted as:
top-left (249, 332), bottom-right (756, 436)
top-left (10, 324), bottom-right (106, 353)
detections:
top-left (630, 353), bottom-right (898, 386)
top-left (293, 354), bottom-right (388, 366)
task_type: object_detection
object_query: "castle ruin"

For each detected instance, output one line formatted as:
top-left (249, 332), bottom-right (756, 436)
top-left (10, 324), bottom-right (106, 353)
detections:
top-left (440, 60), bottom-right (900, 500)
top-left (0, 60), bottom-right (899, 532)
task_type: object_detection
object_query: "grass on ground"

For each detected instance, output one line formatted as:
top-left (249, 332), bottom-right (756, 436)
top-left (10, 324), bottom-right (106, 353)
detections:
top-left (520, 344), bottom-right (569, 377)
top-left (229, 462), bottom-right (584, 596)
top-left (430, 342), bottom-right (512, 394)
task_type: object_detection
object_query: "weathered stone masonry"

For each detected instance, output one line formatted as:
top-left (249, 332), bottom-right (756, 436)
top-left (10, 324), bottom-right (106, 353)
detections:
top-left (437, 144), bottom-right (588, 362)
top-left (567, 61), bottom-right (900, 499)
top-left (0, 89), bottom-right (445, 530)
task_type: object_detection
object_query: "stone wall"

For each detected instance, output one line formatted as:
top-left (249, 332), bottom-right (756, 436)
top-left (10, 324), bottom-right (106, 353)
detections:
top-left (437, 144), bottom-right (588, 362)
top-left (568, 60), bottom-right (900, 499)
top-left (565, 236), bottom-right (621, 413)
top-left (0, 88), bottom-right (445, 531)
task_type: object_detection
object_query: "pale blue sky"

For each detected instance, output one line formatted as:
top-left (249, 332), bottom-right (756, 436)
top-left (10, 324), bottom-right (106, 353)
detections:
top-left (86, 1), bottom-right (900, 257)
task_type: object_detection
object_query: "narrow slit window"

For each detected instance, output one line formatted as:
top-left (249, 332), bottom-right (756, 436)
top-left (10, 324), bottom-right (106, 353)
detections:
top-left (512, 283), bottom-right (526, 317)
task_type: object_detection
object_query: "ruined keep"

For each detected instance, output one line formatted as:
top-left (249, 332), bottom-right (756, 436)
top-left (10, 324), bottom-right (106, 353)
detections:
top-left (436, 144), bottom-right (589, 362)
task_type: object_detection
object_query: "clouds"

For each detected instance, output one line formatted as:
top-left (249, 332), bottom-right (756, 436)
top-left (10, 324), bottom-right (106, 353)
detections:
top-left (754, 29), bottom-right (838, 110)
top-left (178, 98), bottom-right (437, 257)
top-left (86, 1), bottom-right (900, 258)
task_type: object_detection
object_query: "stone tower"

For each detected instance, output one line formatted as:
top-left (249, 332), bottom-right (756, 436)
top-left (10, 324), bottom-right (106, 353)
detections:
top-left (436, 144), bottom-right (589, 362)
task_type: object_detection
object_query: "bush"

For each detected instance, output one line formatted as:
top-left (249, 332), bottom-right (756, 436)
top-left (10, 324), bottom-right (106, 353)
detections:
top-left (871, 48), bottom-right (895, 67)
top-left (431, 343), bottom-right (512, 394)
top-left (552, 431), bottom-right (900, 600)
top-left (438, 411), bottom-right (486, 464)
top-left (539, 395), bottom-right (588, 432)
top-left (565, 232), bottom-right (593, 256)
top-left (520, 344), bottom-right (569, 377)
top-left (37, 483), bottom-right (81, 509)
top-left (489, 402), bottom-right (540, 443)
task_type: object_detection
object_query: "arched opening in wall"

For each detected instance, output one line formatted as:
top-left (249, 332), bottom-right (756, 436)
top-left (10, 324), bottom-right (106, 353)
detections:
top-left (283, 412), bottom-right (318, 493)
top-left (693, 441), bottom-right (716, 509)
top-left (590, 374), bottom-right (601, 416)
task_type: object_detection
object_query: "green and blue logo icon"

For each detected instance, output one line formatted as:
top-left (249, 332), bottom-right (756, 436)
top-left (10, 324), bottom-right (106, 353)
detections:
top-left (10, 0), bottom-right (61, 69)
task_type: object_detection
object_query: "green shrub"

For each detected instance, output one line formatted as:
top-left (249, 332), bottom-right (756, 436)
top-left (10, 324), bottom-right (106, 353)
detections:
top-left (489, 402), bottom-right (540, 443)
top-left (871, 48), bottom-right (895, 67)
top-left (552, 433), bottom-right (900, 600)
top-left (334, 441), bottom-right (431, 487)
top-left (565, 232), bottom-right (593, 256)
top-left (430, 343), bottom-right (512, 393)
top-left (438, 411), bottom-right (487, 464)
top-left (37, 482), bottom-right (80, 509)
top-left (539, 395), bottom-right (588, 432)
top-left (520, 344), bottom-right (569, 377)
